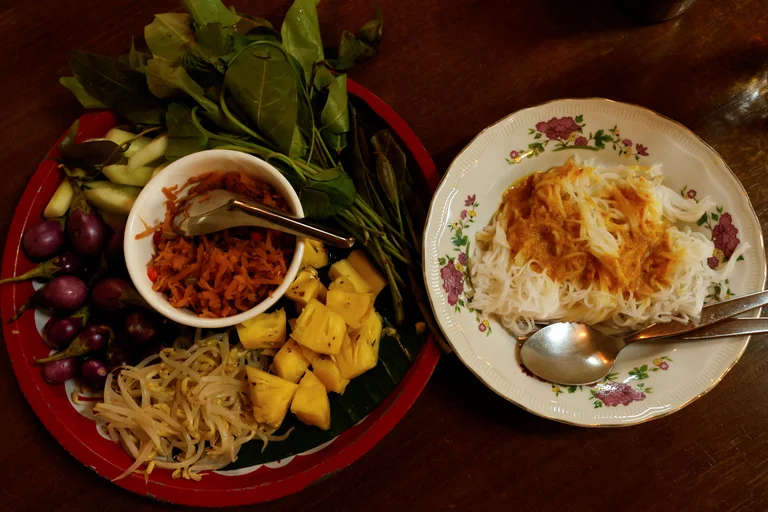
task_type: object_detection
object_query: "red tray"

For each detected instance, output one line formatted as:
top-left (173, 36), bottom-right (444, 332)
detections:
top-left (1, 80), bottom-right (442, 506)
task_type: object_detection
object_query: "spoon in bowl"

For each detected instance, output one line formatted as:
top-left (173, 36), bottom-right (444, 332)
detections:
top-left (174, 189), bottom-right (355, 248)
top-left (520, 289), bottom-right (768, 385)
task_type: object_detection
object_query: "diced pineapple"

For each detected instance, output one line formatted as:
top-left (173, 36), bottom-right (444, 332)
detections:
top-left (312, 355), bottom-right (350, 394)
top-left (302, 239), bottom-right (329, 269)
top-left (300, 344), bottom-right (320, 364)
top-left (237, 309), bottom-right (287, 349)
top-left (270, 339), bottom-right (310, 383)
top-left (325, 289), bottom-right (374, 329)
top-left (246, 367), bottom-right (298, 430)
top-left (288, 318), bottom-right (297, 332)
top-left (347, 250), bottom-right (387, 297)
top-left (290, 299), bottom-right (347, 355)
top-left (286, 268), bottom-right (328, 308)
top-left (336, 311), bottom-right (383, 379)
top-left (290, 371), bottom-right (331, 430)
top-left (328, 260), bottom-right (372, 294)
top-left (329, 277), bottom-right (356, 292)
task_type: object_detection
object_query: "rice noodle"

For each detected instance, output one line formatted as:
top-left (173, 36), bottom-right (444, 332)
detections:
top-left (95, 334), bottom-right (284, 481)
top-left (471, 159), bottom-right (749, 336)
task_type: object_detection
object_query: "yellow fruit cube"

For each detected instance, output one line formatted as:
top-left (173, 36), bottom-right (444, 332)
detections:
top-left (246, 367), bottom-right (298, 430)
top-left (302, 239), bottom-right (329, 269)
top-left (270, 339), bottom-right (310, 383)
top-left (286, 268), bottom-right (328, 308)
top-left (336, 311), bottom-right (382, 379)
top-left (288, 318), bottom-right (297, 332)
top-left (290, 370), bottom-right (331, 430)
top-left (236, 309), bottom-right (287, 349)
top-left (329, 277), bottom-right (356, 292)
top-left (290, 299), bottom-right (347, 355)
top-left (347, 250), bottom-right (387, 297)
top-left (312, 355), bottom-right (350, 394)
top-left (325, 289), bottom-right (374, 329)
top-left (300, 344), bottom-right (321, 364)
top-left (328, 260), bottom-right (372, 294)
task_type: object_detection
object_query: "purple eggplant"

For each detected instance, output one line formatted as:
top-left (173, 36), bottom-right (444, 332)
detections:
top-left (0, 252), bottom-right (87, 285)
top-left (35, 324), bottom-right (113, 364)
top-left (125, 310), bottom-right (158, 345)
top-left (66, 179), bottom-right (107, 257)
top-left (105, 226), bottom-right (125, 264)
top-left (9, 275), bottom-right (88, 322)
top-left (22, 218), bottom-right (65, 261)
top-left (41, 357), bottom-right (79, 384)
top-left (42, 306), bottom-right (89, 349)
top-left (91, 277), bottom-right (147, 312)
top-left (107, 345), bottom-right (135, 371)
top-left (79, 358), bottom-right (109, 389)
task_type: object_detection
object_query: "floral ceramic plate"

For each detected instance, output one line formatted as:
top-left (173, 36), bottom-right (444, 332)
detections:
top-left (423, 98), bottom-right (766, 427)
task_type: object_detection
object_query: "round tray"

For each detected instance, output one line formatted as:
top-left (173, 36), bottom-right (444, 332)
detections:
top-left (1, 80), bottom-right (442, 506)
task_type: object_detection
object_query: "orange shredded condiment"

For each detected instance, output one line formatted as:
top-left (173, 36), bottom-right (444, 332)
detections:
top-left (143, 171), bottom-right (294, 318)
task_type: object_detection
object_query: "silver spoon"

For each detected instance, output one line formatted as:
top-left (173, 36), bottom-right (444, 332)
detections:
top-left (174, 189), bottom-right (355, 249)
top-left (520, 290), bottom-right (768, 385)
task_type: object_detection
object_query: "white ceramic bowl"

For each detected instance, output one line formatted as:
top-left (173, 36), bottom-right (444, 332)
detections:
top-left (124, 150), bottom-right (305, 329)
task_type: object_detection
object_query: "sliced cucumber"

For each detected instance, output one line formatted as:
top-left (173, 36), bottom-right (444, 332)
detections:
top-left (99, 211), bottom-right (128, 231)
top-left (83, 181), bottom-right (141, 215)
top-left (150, 161), bottom-right (169, 179)
top-left (127, 134), bottom-right (168, 172)
top-left (102, 164), bottom-right (155, 187)
top-left (105, 128), bottom-right (151, 158)
top-left (44, 180), bottom-right (74, 219)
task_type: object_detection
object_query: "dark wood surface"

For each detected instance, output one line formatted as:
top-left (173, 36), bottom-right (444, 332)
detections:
top-left (1, 0), bottom-right (767, 510)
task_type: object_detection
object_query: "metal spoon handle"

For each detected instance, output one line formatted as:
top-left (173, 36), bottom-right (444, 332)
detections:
top-left (625, 290), bottom-right (768, 343)
top-left (232, 198), bottom-right (355, 249)
top-left (672, 318), bottom-right (768, 340)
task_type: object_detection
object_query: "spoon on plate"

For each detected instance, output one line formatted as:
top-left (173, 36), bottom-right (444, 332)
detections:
top-left (174, 189), bottom-right (356, 248)
top-left (520, 289), bottom-right (768, 385)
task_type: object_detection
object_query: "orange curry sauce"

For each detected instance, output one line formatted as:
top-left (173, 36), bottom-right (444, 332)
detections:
top-left (502, 161), bottom-right (678, 297)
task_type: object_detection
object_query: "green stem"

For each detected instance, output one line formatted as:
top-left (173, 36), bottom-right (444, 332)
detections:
top-left (219, 85), bottom-right (275, 148)
top-left (354, 197), bottom-right (384, 229)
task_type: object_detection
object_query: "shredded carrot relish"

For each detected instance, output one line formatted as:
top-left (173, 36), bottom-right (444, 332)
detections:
top-left (502, 160), bottom-right (679, 297)
top-left (142, 171), bottom-right (294, 318)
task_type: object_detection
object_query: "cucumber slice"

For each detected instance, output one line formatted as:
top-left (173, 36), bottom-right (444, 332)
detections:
top-left (127, 134), bottom-right (168, 172)
top-left (105, 128), bottom-right (151, 158)
top-left (99, 211), bottom-right (128, 231)
top-left (44, 180), bottom-right (74, 219)
top-left (102, 164), bottom-right (155, 187)
top-left (150, 161), bottom-right (169, 179)
top-left (83, 181), bottom-right (141, 215)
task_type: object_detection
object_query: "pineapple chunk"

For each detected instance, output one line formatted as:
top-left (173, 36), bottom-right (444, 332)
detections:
top-left (325, 289), bottom-right (374, 329)
top-left (290, 371), bottom-right (331, 430)
top-left (328, 260), bottom-right (372, 294)
top-left (246, 367), bottom-right (298, 430)
top-left (347, 250), bottom-right (387, 297)
top-left (329, 277), bottom-right (356, 292)
top-left (336, 311), bottom-right (383, 379)
top-left (302, 239), bottom-right (329, 269)
top-left (236, 309), bottom-right (287, 349)
top-left (288, 318), bottom-right (297, 332)
top-left (300, 344), bottom-right (321, 364)
top-left (270, 339), bottom-right (310, 383)
top-left (286, 268), bottom-right (327, 308)
top-left (290, 299), bottom-right (347, 355)
top-left (312, 355), bottom-right (350, 394)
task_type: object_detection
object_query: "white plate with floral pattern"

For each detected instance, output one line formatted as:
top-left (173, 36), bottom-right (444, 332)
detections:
top-left (423, 98), bottom-right (766, 427)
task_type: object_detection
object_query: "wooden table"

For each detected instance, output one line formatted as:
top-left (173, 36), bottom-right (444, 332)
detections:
top-left (1, 0), bottom-right (767, 510)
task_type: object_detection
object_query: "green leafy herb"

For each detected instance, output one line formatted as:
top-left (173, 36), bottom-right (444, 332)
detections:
top-left (128, 38), bottom-right (151, 73)
top-left (224, 44), bottom-right (305, 157)
top-left (59, 77), bottom-right (108, 109)
top-left (280, 0), bottom-right (324, 83)
top-left (300, 167), bottom-right (356, 218)
top-left (144, 13), bottom-right (194, 62)
top-left (327, 2), bottom-right (383, 71)
top-left (181, 0), bottom-right (239, 28)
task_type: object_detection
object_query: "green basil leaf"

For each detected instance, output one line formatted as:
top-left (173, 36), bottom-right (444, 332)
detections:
top-left (320, 74), bottom-right (349, 134)
top-left (280, 0), bottom-right (324, 83)
top-left (144, 13), bottom-right (194, 62)
top-left (59, 77), bottom-right (108, 109)
top-left (224, 44), bottom-right (305, 157)
top-left (181, 0), bottom-right (239, 28)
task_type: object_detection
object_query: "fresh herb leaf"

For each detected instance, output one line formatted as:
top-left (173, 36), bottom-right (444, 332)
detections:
top-left (68, 51), bottom-right (164, 124)
top-left (59, 77), bottom-right (108, 109)
top-left (370, 130), bottom-right (409, 194)
top-left (128, 38), bottom-right (151, 73)
top-left (224, 44), bottom-right (305, 157)
top-left (321, 74), bottom-right (350, 134)
top-left (144, 13), bottom-right (194, 62)
top-left (300, 167), bottom-right (356, 218)
top-left (280, 0), bottom-right (324, 83)
top-left (165, 103), bottom-right (208, 159)
top-left (327, 2), bottom-right (383, 71)
top-left (181, 0), bottom-right (239, 28)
